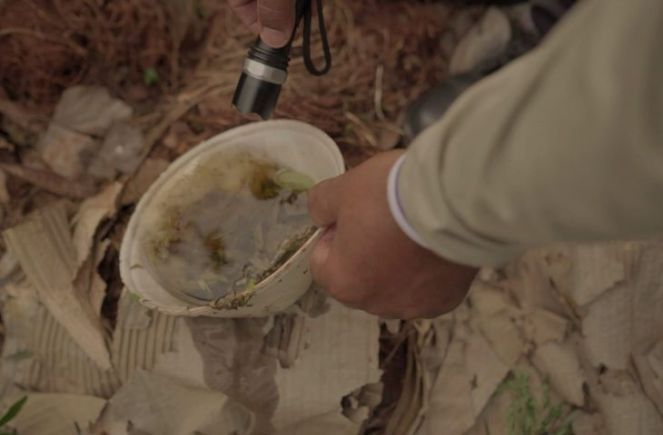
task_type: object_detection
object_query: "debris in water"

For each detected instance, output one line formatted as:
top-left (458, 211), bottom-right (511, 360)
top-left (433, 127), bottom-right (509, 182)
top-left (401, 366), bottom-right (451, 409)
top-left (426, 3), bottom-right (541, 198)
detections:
top-left (145, 153), bottom-right (315, 306)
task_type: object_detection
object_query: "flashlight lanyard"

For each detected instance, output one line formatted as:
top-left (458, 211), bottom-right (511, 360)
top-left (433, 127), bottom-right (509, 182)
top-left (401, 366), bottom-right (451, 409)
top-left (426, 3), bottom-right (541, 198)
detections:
top-left (293, 0), bottom-right (332, 76)
top-left (232, 0), bottom-right (332, 118)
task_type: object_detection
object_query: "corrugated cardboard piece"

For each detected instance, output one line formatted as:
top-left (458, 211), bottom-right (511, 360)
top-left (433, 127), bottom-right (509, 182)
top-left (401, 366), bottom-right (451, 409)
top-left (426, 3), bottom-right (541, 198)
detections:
top-left (1, 284), bottom-right (178, 398)
top-left (3, 204), bottom-right (112, 369)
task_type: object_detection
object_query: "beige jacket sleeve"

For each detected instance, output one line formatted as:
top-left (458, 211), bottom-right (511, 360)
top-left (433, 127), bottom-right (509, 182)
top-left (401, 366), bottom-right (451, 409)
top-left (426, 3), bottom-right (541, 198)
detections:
top-left (394, 0), bottom-right (663, 267)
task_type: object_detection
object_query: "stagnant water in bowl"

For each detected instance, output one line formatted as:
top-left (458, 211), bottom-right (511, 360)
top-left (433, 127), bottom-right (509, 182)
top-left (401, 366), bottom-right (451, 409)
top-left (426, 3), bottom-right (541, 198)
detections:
top-left (144, 153), bottom-right (314, 303)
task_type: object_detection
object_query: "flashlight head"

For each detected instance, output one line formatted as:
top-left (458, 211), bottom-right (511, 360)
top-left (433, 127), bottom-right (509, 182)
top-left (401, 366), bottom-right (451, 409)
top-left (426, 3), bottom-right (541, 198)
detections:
top-left (232, 41), bottom-right (290, 119)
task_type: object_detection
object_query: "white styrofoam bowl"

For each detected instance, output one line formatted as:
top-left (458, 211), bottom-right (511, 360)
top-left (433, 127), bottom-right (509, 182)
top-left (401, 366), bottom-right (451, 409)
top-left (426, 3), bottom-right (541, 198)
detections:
top-left (119, 120), bottom-right (344, 317)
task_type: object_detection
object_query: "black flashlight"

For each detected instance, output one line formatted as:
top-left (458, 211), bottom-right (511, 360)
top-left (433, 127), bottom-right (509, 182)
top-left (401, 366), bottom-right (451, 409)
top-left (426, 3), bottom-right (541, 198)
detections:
top-left (232, 0), bottom-right (331, 119)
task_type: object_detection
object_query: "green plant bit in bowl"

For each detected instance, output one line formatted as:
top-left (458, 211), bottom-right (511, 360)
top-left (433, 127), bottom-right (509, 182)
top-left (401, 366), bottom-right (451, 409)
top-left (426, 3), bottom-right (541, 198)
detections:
top-left (204, 231), bottom-right (229, 272)
top-left (150, 208), bottom-right (187, 260)
top-left (208, 226), bottom-right (316, 310)
top-left (210, 279), bottom-right (256, 310)
top-left (257, 226), bottom-right (316, 282)
top-left (249, 161), bottom-right (282, 200)
top-left (273, 169), bottom-right (315, 192)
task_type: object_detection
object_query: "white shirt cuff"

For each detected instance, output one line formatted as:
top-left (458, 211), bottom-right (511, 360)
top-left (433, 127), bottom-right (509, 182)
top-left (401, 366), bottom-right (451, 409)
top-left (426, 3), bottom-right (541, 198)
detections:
top-left (387, 154), bottom-right (430, 250)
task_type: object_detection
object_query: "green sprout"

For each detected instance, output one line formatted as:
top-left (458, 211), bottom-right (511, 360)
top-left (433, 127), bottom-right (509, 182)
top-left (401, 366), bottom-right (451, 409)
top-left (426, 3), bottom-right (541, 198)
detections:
top-left (128, 292), bottom-right (141, 302)
top-left (143, 68), bottom-right (160, 86)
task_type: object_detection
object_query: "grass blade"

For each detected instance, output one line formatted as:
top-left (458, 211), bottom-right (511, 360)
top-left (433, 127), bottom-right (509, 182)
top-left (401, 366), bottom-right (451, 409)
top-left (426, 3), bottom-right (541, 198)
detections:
top-left (0, 396), bottom-right (27, 427)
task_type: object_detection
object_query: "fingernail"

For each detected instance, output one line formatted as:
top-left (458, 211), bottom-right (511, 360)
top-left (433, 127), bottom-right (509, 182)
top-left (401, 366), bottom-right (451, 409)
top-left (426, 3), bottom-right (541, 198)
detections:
top-left (260, 27), bottom-right (289, 48)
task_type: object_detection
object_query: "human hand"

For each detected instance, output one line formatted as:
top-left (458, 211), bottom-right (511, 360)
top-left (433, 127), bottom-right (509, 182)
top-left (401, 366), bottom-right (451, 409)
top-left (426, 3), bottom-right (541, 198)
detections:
top-left (307, 150), bottom-right (478, 319)
top-left (227, 0), bottom-right (296, 48)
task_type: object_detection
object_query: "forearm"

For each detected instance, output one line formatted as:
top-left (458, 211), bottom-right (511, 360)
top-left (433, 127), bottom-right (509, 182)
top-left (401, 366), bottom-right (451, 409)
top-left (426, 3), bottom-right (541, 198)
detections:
top-left (393, 0), bottom-right (663, 267)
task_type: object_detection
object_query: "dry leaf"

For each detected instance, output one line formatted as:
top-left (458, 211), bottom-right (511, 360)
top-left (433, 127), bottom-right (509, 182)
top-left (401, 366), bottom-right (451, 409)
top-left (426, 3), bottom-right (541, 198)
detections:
top-left (1, 281), bottom-right (41, 388)
top-left (182, 299), bottom-right (381, 433)
top-left (264, 313), bottom-right (307, 368)
top-left (37, 123), bottom-right (98, 179)
top-left (73, 239), bottom-right (110, 316)
top-left (271, 300), bottom-right (381, 431)
top-left (572, 412), bottom-right (607, 435)
top-left (7, 393), bottom-right (106, 435)
top-left (0, 95), bottom-right (46, 134)
top-left (89, 122), bottom-right (144, 179)
top-left (523, 308), bottom-right (568, 346)
top-left (582, 284), bottom-right (632, 370)
top-left (161, 0), bottom-right (194, 78)
top-left (119, 157), bottom-right (170, 205)
top-left (3, 204), bottom-right (111, 369)
top-left (0, 251), bottom-right (20, 286)
top-left (569, 244), bottom-right (629, 306)
top-left (593, 369), bottom-right (663, 435)
top-left (532, 341), bottom-right (586, 406)
top-left (628, 244), bottom-right (663, 415)
top-left (53, 86), bottom-right (132, 136)
top-left (471, 283), bottom-right (525, 366)
top-left (376, 124), bottom-right (402, 151)
top-left (115, 288), bottom-right (153, 330)
top-left (0, 169), bottom-right (9, 204)
top-left (385, 330), bottom-right (428, 435)
top-left (382, 318), bottom-right (402, 335)
top-left (72, 182), bottom-right (122, 268)
top-left (466, 331), bottom-right (510, 416)
top-left (420, 322), bottom-right (475, 435)
top-left (0, 162), bottom-right (97, 199)
top-left (186, 316), bottom-right (279, 434)
top-left (630, 244), bottom-right (663, 354)
top-left (634, 339), bottom-right (663, 417)
top-left (503, 250), bottom-right (572, 316)
top-left (274, 410), bottom-right (360, 435)
top-left (0, 135), bottom-right (13, 151)
top-left (153, 319), bottom-right (207, 389)
top-left (91, 370), bottom-right (254, 435)
top-left (463, 384), bottom-right (512, 435)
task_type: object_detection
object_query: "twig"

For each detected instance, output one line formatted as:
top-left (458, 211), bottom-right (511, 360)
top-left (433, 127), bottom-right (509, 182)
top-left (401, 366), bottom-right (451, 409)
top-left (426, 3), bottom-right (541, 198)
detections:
top-left (119, 82), bottom-right (234, 204)
top-left (0, 27), bottom-right (87, 56)
top-left (0, 97), bottom-right (48, 134)
top-left (374, 64), bottom-right (387, 121)
top-left (345, 111), bottom-right (378, 148)
top-left (0, 163), bottom-right (96, 199)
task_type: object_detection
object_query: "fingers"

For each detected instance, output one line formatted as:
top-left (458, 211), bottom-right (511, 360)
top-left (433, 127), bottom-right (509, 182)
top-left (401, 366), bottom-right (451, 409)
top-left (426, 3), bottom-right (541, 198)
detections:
top-left (227, 0), bottom-right (259, 32)
top-left (257, 0), bottom-right (296, 47)
top-left (307, 175), bottom-right (345, 227)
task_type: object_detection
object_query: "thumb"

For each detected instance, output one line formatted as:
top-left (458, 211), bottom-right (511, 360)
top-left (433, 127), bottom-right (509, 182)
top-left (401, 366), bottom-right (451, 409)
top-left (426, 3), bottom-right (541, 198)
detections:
top-left (307, 175), bottom-right (345, 227)
top-left (258, 0), bottom-right (296, 48)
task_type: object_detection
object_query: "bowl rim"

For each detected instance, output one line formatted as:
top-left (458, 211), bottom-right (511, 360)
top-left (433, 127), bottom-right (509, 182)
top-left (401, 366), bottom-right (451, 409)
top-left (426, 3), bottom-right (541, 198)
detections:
top-left (119, 119), bottom-right (345, 313)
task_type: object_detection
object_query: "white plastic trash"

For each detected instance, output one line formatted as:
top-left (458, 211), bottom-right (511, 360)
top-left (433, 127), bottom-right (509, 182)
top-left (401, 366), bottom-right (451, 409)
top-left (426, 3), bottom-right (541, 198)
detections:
top-left (119, 120), bottom-right (345, 317)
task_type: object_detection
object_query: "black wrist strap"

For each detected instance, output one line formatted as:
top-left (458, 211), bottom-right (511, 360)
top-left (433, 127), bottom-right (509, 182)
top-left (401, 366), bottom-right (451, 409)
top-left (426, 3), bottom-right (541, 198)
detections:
top-left (290, 0), bottom-right (331, 76)
top-left (301, 0), bottom-right (332, 76)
